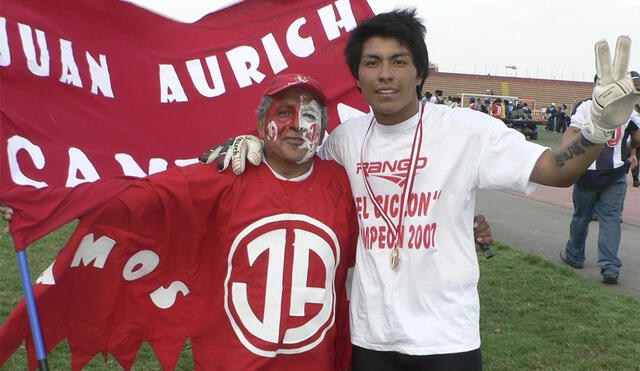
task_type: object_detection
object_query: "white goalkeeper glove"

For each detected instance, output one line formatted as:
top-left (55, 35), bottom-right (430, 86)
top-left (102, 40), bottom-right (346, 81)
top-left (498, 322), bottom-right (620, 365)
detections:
top-left (584, 35), bottom-right (640, 144)
top-left (198, 135), bottom-right (263, 175)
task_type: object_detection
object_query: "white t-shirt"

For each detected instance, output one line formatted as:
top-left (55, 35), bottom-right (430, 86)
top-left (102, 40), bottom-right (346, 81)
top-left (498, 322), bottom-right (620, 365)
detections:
top-left (319, 102), bottom-right (547, 355)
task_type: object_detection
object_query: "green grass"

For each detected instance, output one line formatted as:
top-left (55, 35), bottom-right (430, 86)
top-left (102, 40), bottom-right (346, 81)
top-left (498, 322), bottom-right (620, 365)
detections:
top-left (530, 124), bottom-right (563, 148)
top-left (479, 242), bottom-right (640, 370)
top-left (2, 222), bottom-right (640, 370)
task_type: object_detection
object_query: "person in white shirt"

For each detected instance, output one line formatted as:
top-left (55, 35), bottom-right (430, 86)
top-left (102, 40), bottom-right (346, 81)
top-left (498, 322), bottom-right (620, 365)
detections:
top-left (200, 9), bottom-right (639, 370)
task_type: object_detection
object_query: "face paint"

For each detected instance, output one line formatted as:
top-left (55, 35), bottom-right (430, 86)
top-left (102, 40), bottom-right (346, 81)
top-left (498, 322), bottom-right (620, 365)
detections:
top-left (261, 88), bottom-right (324, 169)
top-left (266, 120), bottom-right (278, 141)
top-left (295, 99), bottom-right (322, 163)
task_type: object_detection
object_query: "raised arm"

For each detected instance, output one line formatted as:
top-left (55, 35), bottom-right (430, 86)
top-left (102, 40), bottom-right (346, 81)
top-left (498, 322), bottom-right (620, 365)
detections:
top-left (530, 36), bottom-right (640, 187)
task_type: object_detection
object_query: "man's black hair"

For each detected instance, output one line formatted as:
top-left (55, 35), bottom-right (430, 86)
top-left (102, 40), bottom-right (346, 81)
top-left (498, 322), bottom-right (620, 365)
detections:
top-left (344, 8), bottom-right (428, 99)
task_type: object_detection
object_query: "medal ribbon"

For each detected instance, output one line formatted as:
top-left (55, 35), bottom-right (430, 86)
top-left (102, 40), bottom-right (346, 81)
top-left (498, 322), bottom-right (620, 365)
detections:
top-left (359, 102), bottom-right (425, 268)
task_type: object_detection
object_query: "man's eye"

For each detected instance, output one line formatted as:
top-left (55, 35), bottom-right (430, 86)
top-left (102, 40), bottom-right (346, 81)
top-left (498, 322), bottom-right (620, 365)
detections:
top-left (394, 59), bottom-right (408, 65)
top-left (363, 60), bottom-right (377, 66)
top-left (278, 111), bottom-right (292, 117)
top-left (303, 113), bottom-right (317, 121)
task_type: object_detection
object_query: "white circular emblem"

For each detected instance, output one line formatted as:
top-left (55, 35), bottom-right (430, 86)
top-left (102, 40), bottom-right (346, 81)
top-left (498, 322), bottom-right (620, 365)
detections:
top-left (224, 213), bottom-right (340, 357)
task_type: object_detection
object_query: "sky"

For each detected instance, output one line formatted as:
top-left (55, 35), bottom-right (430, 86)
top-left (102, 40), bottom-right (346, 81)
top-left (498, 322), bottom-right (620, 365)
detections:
top-left (126, 0), bottom-right (640, 82)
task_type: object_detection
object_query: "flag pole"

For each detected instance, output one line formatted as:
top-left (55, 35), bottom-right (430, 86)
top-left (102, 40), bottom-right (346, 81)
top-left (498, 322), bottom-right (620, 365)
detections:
top-left (16, 250), bottom-right (50, 371)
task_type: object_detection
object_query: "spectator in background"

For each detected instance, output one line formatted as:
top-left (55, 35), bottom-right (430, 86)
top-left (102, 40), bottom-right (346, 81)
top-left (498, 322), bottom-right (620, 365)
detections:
top-left (629, 103), bottom-right (640, 187)
top-left (505, 100), bottom-right (514, 119)
top-left (510, 103), bottom-right (525, 120)
top-left (491, 98), bottom-right (503, 118)
top-left (468, 97), bottom-right (478, 110)
top-left (545, 103), bottom-right (557, 131)
top-left (522, 102), bottom-right (532, 119)
top-left (560, 72), bottom-right (640, 285)
top-left (556, 104), bottom-right (569, 133)
top-left (450, 96), bottom-right (461, 108)
top-left (481, 99), bottom-right (490, 114)
top-left (425, 91), bottom-right (435, 103)
top-left (434, 89), bottom-right (445, 104)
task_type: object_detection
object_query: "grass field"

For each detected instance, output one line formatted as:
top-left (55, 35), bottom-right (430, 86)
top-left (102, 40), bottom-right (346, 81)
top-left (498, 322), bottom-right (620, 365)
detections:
top-left (531, 124), bottom-right (563, 148)
top-left (1, 220), bottom-right (639, 370)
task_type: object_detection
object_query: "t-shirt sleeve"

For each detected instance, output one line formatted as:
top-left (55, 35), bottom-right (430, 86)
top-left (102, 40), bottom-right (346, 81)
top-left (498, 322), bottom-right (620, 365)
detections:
top-left (629, 112), bottom-right (640, 131)
top-left (569, 101), bottom-right (590, 130)
top-left (477, 123), bottom-right (548, 194)
top-left (317, 126), bottom-right (348, 165)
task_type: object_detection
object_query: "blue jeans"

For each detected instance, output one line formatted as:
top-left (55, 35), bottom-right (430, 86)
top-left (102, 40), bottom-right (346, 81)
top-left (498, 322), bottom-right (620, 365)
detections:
top-left (564, 174), bottom-right (626, 275)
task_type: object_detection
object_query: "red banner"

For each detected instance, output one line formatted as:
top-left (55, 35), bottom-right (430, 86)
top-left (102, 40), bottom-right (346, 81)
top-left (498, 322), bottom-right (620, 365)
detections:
top-left (0, 163), bottom-right (356, 369)
top-left (0, 0), bottom-right (372, 190)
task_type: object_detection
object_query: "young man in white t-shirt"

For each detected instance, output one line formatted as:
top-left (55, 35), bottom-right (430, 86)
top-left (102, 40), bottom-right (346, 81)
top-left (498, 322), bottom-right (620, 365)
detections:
top-left (199, 9), bottom-right (639, 370)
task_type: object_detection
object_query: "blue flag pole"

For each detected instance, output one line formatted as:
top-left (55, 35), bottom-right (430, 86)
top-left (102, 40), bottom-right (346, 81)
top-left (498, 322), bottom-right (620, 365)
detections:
top-left (16, 250), bottom-right (50, 371)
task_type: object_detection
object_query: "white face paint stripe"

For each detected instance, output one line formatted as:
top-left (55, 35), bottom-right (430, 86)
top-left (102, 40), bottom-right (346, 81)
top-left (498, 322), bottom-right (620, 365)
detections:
top-left (296, 99), bottom-right (322, 164)
top-left (266, 120), bottom-right (278, 141)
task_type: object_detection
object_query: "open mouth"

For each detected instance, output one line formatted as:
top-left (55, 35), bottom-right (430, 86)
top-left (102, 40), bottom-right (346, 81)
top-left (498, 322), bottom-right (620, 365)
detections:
top-left (376, 88), bottom-right (398, 96)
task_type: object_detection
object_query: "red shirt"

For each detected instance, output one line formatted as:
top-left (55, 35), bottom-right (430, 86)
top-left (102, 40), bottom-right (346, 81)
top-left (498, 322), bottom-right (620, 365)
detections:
top-left (1, 159), bottom-right (358, 370)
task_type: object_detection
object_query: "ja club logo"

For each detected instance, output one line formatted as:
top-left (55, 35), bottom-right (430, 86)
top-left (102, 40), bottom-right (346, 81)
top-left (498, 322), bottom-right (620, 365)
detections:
top-left (224, 214), bottom-right (341, 357)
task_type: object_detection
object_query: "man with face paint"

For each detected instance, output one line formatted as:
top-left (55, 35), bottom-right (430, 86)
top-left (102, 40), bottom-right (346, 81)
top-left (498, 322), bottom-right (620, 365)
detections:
top-left (257, 75), bottom-right (326, 177)
top-left (0, 74), bottom-right (358, 369)
top-left (199, 9), bottom-right (639, 371)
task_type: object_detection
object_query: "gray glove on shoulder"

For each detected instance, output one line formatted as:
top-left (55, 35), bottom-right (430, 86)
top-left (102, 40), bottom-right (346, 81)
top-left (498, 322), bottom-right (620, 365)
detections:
top-left (198, 135), bottom-right (264, 175)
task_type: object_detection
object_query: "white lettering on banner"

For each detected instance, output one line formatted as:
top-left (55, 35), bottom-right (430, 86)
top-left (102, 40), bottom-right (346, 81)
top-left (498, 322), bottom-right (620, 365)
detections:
top-left (71, 233), bottom-right (116, 269)
top-left (0, 17), bottom-right (11, 66)
top-left (18, 23), bottom-right (50, 77)
top-left (7, 135), bottom-right (48, 188)
top-left (225, 214), bottom-right (340, 357)
top-left (150, 281), bottom-right (190, 309)
top-left (158, 0), bottom-right (356, 103)
top-left (3, 2), bottom-right (355, 102)
top-left (7, 22), bottom-right (115, 96)
top-left (159, 64), bottom-right (188, 102)
top-left (317, 0), bottom-right (358, 41)
top-left (59, 39), bottom-right (83, 88)
top-left (66, 147), bottom-right (100, 187)
top-left (186, 55), bottom-right (226, 98)
top-left (36, 262), bottom-right (56, 285)
top-left (123, 250), bottom-right (160, 281)
top-left (6, 135), bottom-right (200, 187)
top-left (69, 233), bottom-right (192, 309)
top-left (226, 45), bottom-right (266, 88)
top-left (286, 18), bottom-right (314, 58)
top-left (261, 33), bottom-right (288, 74)
top-left (86, 52), bottom-right (114, 98)
top-left (115, 153), bottom-right (168, 177)
top-left (174, 158), bottom-right (200, 167)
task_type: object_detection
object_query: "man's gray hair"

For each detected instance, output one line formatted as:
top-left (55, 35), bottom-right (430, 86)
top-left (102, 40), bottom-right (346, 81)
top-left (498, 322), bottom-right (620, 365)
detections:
top-left (256, 95), bottom-right (328, 130)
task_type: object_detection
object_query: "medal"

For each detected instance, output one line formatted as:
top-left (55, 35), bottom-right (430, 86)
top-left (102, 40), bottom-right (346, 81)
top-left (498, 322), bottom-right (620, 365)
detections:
top-left (360, 102), bottom-right (426, 270)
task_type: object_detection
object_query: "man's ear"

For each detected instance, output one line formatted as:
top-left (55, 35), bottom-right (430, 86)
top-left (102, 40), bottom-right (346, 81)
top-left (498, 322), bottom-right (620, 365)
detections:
top-left (416, 72), bottom-right (425, 87)
top-left (355, 78), bottom-right (361, 89)
top-left (257, 121), bottom-right (266, 139)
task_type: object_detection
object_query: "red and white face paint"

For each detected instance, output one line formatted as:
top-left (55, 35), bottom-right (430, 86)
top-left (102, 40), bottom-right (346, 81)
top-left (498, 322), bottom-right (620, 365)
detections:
top-left (296, 99), bottom-right (322, 163)
top-left (263, 89), bottom-right (323, 164)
